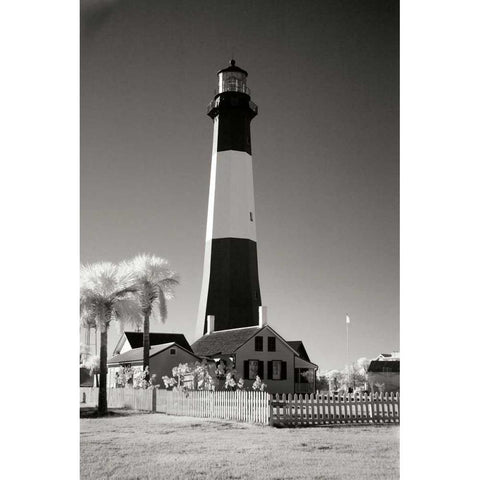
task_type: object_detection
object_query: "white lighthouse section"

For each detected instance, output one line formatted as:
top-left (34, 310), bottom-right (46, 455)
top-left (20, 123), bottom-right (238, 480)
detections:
top-left (208, 150), bottom-right (257, 241)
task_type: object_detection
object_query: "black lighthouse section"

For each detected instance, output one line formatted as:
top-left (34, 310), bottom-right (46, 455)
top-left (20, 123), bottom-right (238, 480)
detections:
top-left (208, 92), bottom-right (258, 155)
top-left (204, 238), bottom-right (262, 334)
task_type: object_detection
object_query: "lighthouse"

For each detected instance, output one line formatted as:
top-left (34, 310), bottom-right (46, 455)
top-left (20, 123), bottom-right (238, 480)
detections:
top-left (196, 60), bottom-right (262, 338)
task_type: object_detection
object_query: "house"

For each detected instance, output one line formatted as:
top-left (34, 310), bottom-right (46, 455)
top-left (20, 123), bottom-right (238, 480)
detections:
top-left (112, 331), bottom-right (193, 355)
top-left (107, 342), bottom-right (200, 388)
top-left (367, 353), bottom-right (400, 393)
top-left (191, 311), bottom-right (317, 395)
top-left (373, 351), bottom-right (400, 362)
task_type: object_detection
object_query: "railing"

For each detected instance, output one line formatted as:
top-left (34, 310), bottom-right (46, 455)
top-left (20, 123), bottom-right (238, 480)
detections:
top-left (270, 392), bottom-right (400, 427)
top-left (207, 97), bottom-right (258, 115)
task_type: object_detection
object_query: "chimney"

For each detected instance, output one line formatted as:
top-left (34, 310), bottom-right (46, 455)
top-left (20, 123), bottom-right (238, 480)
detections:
top-left (207, 315), bottom-right (215, 334)
top-left (258, 306), bottom-right (267, 327)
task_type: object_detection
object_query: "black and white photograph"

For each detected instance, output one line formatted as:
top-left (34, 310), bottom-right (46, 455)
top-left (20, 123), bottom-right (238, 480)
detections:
top-left (79, 1), bottom-right (399, 478)
top-left (6, 0), bottom-right (480, 479)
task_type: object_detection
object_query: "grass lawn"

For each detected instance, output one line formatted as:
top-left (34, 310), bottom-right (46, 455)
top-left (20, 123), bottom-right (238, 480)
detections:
top-left (80, 410), bottom-right (399, 480)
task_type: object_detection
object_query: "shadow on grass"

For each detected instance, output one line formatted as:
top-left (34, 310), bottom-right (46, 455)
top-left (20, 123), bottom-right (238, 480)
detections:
top-left (80, 407), bottom-right (145, 419)
top-left (273, 423), bottom-right (399, 429)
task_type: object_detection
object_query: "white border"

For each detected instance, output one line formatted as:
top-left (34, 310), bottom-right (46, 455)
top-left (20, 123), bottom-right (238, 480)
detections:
top-left (2, 1), bottom-right (480, 478)
top-left (401, 1), bottom-right (480, 478)
top-left (2, 2), bottom-right (79, 478)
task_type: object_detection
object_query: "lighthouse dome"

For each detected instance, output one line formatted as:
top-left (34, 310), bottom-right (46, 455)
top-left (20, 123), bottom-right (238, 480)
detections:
top-left (216, 60), bottom-right (249, 95)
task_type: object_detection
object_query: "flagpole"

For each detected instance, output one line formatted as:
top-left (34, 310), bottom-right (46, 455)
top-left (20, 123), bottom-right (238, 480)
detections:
top-left (346, 314), bottom-right (350, 391)
top-left (346, 314), bottom-right (350, 366)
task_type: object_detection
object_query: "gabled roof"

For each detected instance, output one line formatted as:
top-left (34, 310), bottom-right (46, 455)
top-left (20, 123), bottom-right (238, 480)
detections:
top-left (115, 332), bottom-right (193, 354)
top-left (191, 326), bottom-right (260, 357)
top-left (367, 360), bottom-right (400, 373)
top-left (191, 325), bottom-right (301, 358)
top-left (108, 342), bottom-right (198, 365)
top-left (287, 341), bottom-right (311, 362)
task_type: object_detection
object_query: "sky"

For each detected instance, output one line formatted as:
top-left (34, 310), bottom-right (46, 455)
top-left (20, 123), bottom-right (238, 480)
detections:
top-left (80, 0), bottom-right (399, 370)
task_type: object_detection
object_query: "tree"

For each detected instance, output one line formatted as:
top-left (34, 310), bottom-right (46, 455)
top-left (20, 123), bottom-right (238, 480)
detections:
top-left (125, 254), bottom-right (179, 374)
top-left (80, 261), bottom-right (142, 415)
top-left (325, 369), bottom-right (342, 392)
top-left (315, 372), bottom-right (329, 392)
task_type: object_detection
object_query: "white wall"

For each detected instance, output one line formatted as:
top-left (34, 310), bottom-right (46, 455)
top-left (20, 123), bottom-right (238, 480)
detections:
top-left (236, 328), bottom-right (295, 395)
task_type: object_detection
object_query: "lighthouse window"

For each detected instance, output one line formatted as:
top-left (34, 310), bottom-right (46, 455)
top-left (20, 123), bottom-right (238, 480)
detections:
top-left (249, 212), bottom-right (253, 222)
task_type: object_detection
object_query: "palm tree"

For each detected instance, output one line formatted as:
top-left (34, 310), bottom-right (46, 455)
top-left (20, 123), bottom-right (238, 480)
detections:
top-left (126, 254), bottom-right (179, 373)
top-left (80, 262), bottom-right (142, 415)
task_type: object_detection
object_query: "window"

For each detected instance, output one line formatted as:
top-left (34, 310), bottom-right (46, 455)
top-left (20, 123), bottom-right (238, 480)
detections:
top-left (244, 359), bottom-right (264, 380)
top-left (249, 360), bottom-right (258, 379)
top-left (268, 337), bottom-right (276, 352)
top-left (268, 360), bottom-right (286, 380)
top-left (255, 336), bottom-right (263, 351)
top-left (249, 212), bottom-right (253, 222)
top-left (170, 348), bottom-right (176, 355)
top-left (272, 360), bottom-right (282, 380)
top-left (382, 366), bottom-right (392, 373)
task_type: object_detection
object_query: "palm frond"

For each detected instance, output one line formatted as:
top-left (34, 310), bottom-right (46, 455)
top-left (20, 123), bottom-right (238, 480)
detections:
top-left (79, 261), bottom-right (139, 331)
top-left (113, 294), bottom-right (143, 331)
top-left (158, 288), bottom-right (167, 323)
top-left (125, 253), bottom-right (179, 318)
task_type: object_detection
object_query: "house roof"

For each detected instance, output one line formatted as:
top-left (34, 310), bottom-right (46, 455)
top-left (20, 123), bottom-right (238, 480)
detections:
top-left (294, 357), bottom-right (318, 369)
top-left (191, 325), bottom-right (303, 359)
top-left (191, 326), bottom-right (261, 357)
top-left (108, 342), bottom-right (183, 365)
top-left (367, 360), bottom-right (400, 373)
top-left (287, 341), bottom-right (311, 362)
top-left (121, 332), bottom-right (193, 353)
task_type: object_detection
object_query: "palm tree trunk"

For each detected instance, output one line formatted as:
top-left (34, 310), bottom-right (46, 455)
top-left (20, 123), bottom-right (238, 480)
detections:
top-left (98, 328), bottom-right (108, 415)
top-left (143, 312), bottom-right (150, 373)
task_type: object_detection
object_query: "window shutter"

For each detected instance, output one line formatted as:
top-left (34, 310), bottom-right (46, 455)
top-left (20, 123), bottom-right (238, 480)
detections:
top-left (267, 361), bottom-right (273, 380)
top-left (281, 361), bottom-right (287, 380)
top-left (244, 360), bottom-right (250, 380)
top-left (258, 360), bottom-right (264, 380)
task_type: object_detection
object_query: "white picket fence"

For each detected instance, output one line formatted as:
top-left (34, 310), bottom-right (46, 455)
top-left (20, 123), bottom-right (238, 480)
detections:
top-left (270, 392), bottom-right (400, 426)
top-left (156, 389), bottom-right (270, 425)
top-left (80, 388), bottom-right (399, 426)
top-left (80, 387), bottom-right (153, 411)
